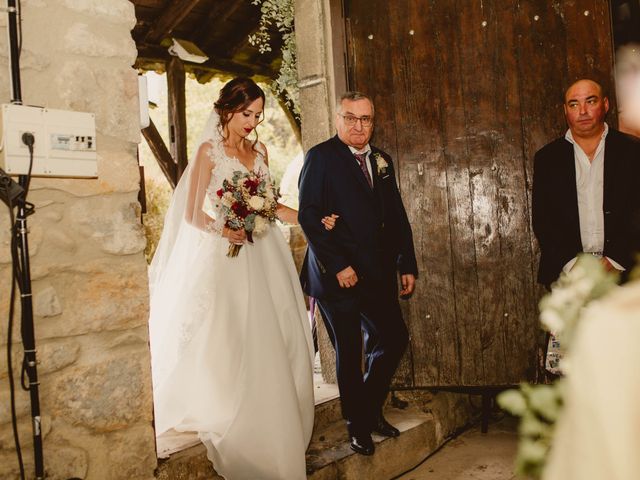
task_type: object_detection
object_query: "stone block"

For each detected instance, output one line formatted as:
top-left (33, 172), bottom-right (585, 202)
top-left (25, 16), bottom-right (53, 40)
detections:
top-left (155, 443), bottom-right (223, 480)
top-left (33, 264), bottom-right (149, 338)
top-left (295, 0), bottom-right (327, 77)
top-left (300, 82), bottom-right (333, 150)
top-left (44, 444), bottom-right (88, 480)
top-left (19, 49), bottom-right (51, 72)
top-left (0, 338), bottom-right (79, 382)
top-left (67, 195), bottom-right (146, 255)
top-left (48, 354), bottom-right (153, 432)
top-left (0, 414), bottom-right (51, 451)
top-left (0, 385), bottom-right (30, 427)
top-left (63, 23), bottom-right (136, 60)
top-left (106, 425), bottom-right (157, 480)
top-left (0, 450), bottom-right (22, 479)
top-left (34, 285), bottom-right (63, 318)
top-left (106, 328), bottom-right (150, 350)
top-left (61, 0), bottom-right (136, 27)
top-left (53, 61), bottom-right (141, 144)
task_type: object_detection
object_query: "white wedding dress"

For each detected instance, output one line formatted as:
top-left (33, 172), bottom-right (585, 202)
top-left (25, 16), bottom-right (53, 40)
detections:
top-left (148, 113), bottom-right (314, 480)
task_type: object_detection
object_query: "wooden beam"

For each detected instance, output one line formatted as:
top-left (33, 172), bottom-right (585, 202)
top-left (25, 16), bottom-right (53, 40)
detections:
top-left (167, 56), bottom-right (188, 180)
top-left (217, 18), bottom-right (259, 60)
top-left (192, 0), bottom-right (235, 46)
top-left (134, 43), bottom-right (278, 79)
top-left (141, 118), bottom-right (177, 189)
top-left (144, 0), bottom-right (204, 44)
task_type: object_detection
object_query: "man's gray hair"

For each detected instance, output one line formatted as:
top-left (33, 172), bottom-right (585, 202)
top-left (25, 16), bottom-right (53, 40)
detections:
top-left (336, 91), bottom-right (375, 115)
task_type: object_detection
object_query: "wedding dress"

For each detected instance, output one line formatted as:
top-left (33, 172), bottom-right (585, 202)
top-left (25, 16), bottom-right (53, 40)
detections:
top-left (148, 112), bottom-right (314, 480)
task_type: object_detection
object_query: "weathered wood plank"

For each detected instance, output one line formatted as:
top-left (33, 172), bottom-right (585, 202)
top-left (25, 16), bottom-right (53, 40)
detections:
top-left (387, 0), bottom-right (465, 387)
top-left (514, 1), bottom-right (572, 379)
top-left (144, 0), bottom-right (204, 43)
top-left (167, 56), bottom-right (189, 180)
top-left (342, 0), bottom-right (615, 387)
top-left (142, 118), bottom-right (177, 189)
top-left (490, 1), bottom-right (538, 383)
top-left (453, 0), bottom-right (507, 386)
top-left (346, 0), bottom-right (414, 386)
top-left (429, 0), bottom-right (485, 386)
top-left (563, 1), bottom-right (617, 112)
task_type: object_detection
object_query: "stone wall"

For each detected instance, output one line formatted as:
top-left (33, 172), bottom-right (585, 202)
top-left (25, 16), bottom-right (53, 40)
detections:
top-left (0, 1), bottom-right (156, 479)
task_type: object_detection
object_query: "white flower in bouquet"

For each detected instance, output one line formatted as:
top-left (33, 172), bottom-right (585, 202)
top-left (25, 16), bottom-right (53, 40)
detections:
top-left (253, 215), bottom-right (269, 235)
top-left (222, 191), bottom-right (235, 207)
top-left (265, 188), bottom-right (275, 201)
top-left (248, 195), bottom-right (265, 211)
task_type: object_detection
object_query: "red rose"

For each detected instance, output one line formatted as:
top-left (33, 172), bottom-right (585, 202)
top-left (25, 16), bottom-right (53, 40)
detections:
top-left (232, 203), bottom-right (249, 218)
top-left (216, 188), bottom-right (224, 198)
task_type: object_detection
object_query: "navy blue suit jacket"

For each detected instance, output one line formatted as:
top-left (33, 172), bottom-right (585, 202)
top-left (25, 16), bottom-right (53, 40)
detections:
top-left (298, 135), bottom-right (418, 300)
top-left (532, 128), bottom-right (640, 286)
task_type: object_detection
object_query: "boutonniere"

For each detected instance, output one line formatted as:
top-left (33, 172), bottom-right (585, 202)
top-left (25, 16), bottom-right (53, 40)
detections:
top-left (373, 152), bottom-right (388, 175)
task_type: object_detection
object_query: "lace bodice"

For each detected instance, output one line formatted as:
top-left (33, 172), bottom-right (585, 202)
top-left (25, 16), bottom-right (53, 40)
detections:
top-left (202, 140), bottom-right (269, 232)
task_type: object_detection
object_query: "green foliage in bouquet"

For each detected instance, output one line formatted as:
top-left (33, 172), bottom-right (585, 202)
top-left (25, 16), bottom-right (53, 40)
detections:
top-left (498, 254), bottom-right (619, 478)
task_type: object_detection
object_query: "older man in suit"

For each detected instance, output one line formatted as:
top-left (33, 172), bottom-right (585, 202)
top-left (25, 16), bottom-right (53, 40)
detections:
top-left (532, 78), bottom-right (640, 287)
top-left (298, 91), bottom-right (418, 455)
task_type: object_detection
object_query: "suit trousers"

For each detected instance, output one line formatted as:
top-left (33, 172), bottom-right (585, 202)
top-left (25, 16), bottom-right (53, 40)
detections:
top-left (317, 270), bottom-right (409, 434)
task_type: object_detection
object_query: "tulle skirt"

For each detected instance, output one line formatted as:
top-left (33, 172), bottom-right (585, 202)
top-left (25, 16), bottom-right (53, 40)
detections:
top-left (149, 224), bottom-right (314, 479)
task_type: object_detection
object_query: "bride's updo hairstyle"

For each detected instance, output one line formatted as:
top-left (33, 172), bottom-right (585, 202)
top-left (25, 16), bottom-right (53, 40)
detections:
top-left (214, 77), bottom-right (265, 148)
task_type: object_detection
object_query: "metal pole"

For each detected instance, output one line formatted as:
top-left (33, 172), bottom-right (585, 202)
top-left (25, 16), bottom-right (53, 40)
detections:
top-left (15, 202), bottom-right (44, 479)
top-left (7, 0), bottom-right (22, 104)
top-left (5, 0), bottom-right (45, 475)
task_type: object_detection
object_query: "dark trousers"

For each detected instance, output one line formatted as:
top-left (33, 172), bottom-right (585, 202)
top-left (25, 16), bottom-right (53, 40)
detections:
top-left (317, 273), bottom-right (409, 435)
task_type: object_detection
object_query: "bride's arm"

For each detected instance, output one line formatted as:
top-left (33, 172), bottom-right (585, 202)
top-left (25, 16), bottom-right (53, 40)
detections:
top-left (260, 143), bottom-right (337, 229)
top-left (184, 142), bottom-right (227, 235)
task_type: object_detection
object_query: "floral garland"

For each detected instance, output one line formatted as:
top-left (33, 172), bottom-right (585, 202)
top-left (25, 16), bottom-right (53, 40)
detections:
top-left (498, 254), bottom-right (619, 478)
top-left (248, 0), bottom-right (299, 117)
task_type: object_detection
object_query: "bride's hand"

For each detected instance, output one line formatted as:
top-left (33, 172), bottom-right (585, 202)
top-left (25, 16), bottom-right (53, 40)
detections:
top-left (321, 214), bottom-right (339, 231)
top-left (224, 227), bottom-right (246, 244)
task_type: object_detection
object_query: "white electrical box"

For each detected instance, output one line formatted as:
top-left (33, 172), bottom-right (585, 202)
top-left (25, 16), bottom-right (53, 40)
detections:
top-left (0, 103), bottom-right (97, 178)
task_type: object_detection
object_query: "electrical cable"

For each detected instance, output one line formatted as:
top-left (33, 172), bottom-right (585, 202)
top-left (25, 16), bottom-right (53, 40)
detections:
top-left (21, 133), bottom-right (34, 196)
top-left (3, 184), bottom-right (25, 479)
top-left (1, 132), bottom-right (34, 480)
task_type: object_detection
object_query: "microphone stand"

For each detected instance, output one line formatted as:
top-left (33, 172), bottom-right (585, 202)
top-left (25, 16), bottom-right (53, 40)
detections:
top-left (4, 0), bottom-right (45, 477)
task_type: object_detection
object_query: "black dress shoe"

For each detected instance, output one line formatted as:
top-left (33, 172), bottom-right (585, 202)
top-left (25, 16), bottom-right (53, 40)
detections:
top-left (350, 432), bottom-right (375, 455)
top-left (372, 416), bottom-right (400, 437)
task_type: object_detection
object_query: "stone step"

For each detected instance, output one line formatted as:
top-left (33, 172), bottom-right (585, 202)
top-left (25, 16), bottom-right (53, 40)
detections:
top-left (155, 390), bottom-right (475, 479)
top-left (313, 396), bottom-right (343, 432)
top-left (306, 405), bottom-right (436, 480)
top-left (155, 443), bottom-right (222, 480)
top-left (155, 405), bottom-right (435, 480)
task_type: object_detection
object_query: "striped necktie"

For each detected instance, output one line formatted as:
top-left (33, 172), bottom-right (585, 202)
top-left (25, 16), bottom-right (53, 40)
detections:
top-left (354, 152), bottom-right (373, 188)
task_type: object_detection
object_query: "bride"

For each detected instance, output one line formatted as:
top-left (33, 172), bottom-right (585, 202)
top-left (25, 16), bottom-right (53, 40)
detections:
top-left (148, 77), bottom-right (334, 479)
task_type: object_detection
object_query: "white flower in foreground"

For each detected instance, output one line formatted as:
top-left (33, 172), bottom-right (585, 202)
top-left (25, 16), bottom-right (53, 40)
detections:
top-left (248, 195), bottom-right (265, 211)
top-left (540, 309), bottom-right (564, 335)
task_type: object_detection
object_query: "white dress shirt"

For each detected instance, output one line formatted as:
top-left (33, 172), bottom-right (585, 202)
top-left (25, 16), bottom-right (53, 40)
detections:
top-left (563, 123), bottom-right (624, 273)
top-left (348, 144), bottom-right (373, 179)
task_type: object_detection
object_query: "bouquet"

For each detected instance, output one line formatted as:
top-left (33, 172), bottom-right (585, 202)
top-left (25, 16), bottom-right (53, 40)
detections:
top-left (215, 170), bottom-right (279, 257)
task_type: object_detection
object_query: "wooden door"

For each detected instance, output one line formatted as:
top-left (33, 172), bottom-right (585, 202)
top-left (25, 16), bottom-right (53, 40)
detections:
top-left (344, 0), bottom-right (615, 386)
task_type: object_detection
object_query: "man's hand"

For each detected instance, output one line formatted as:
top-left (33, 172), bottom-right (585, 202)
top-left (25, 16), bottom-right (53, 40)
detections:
top-left (321, 213), bottom-right (339, 231)
top-left (399, 274), bottom-right (416, 297)
top-left (336, 266), bottom-right (358, 288)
